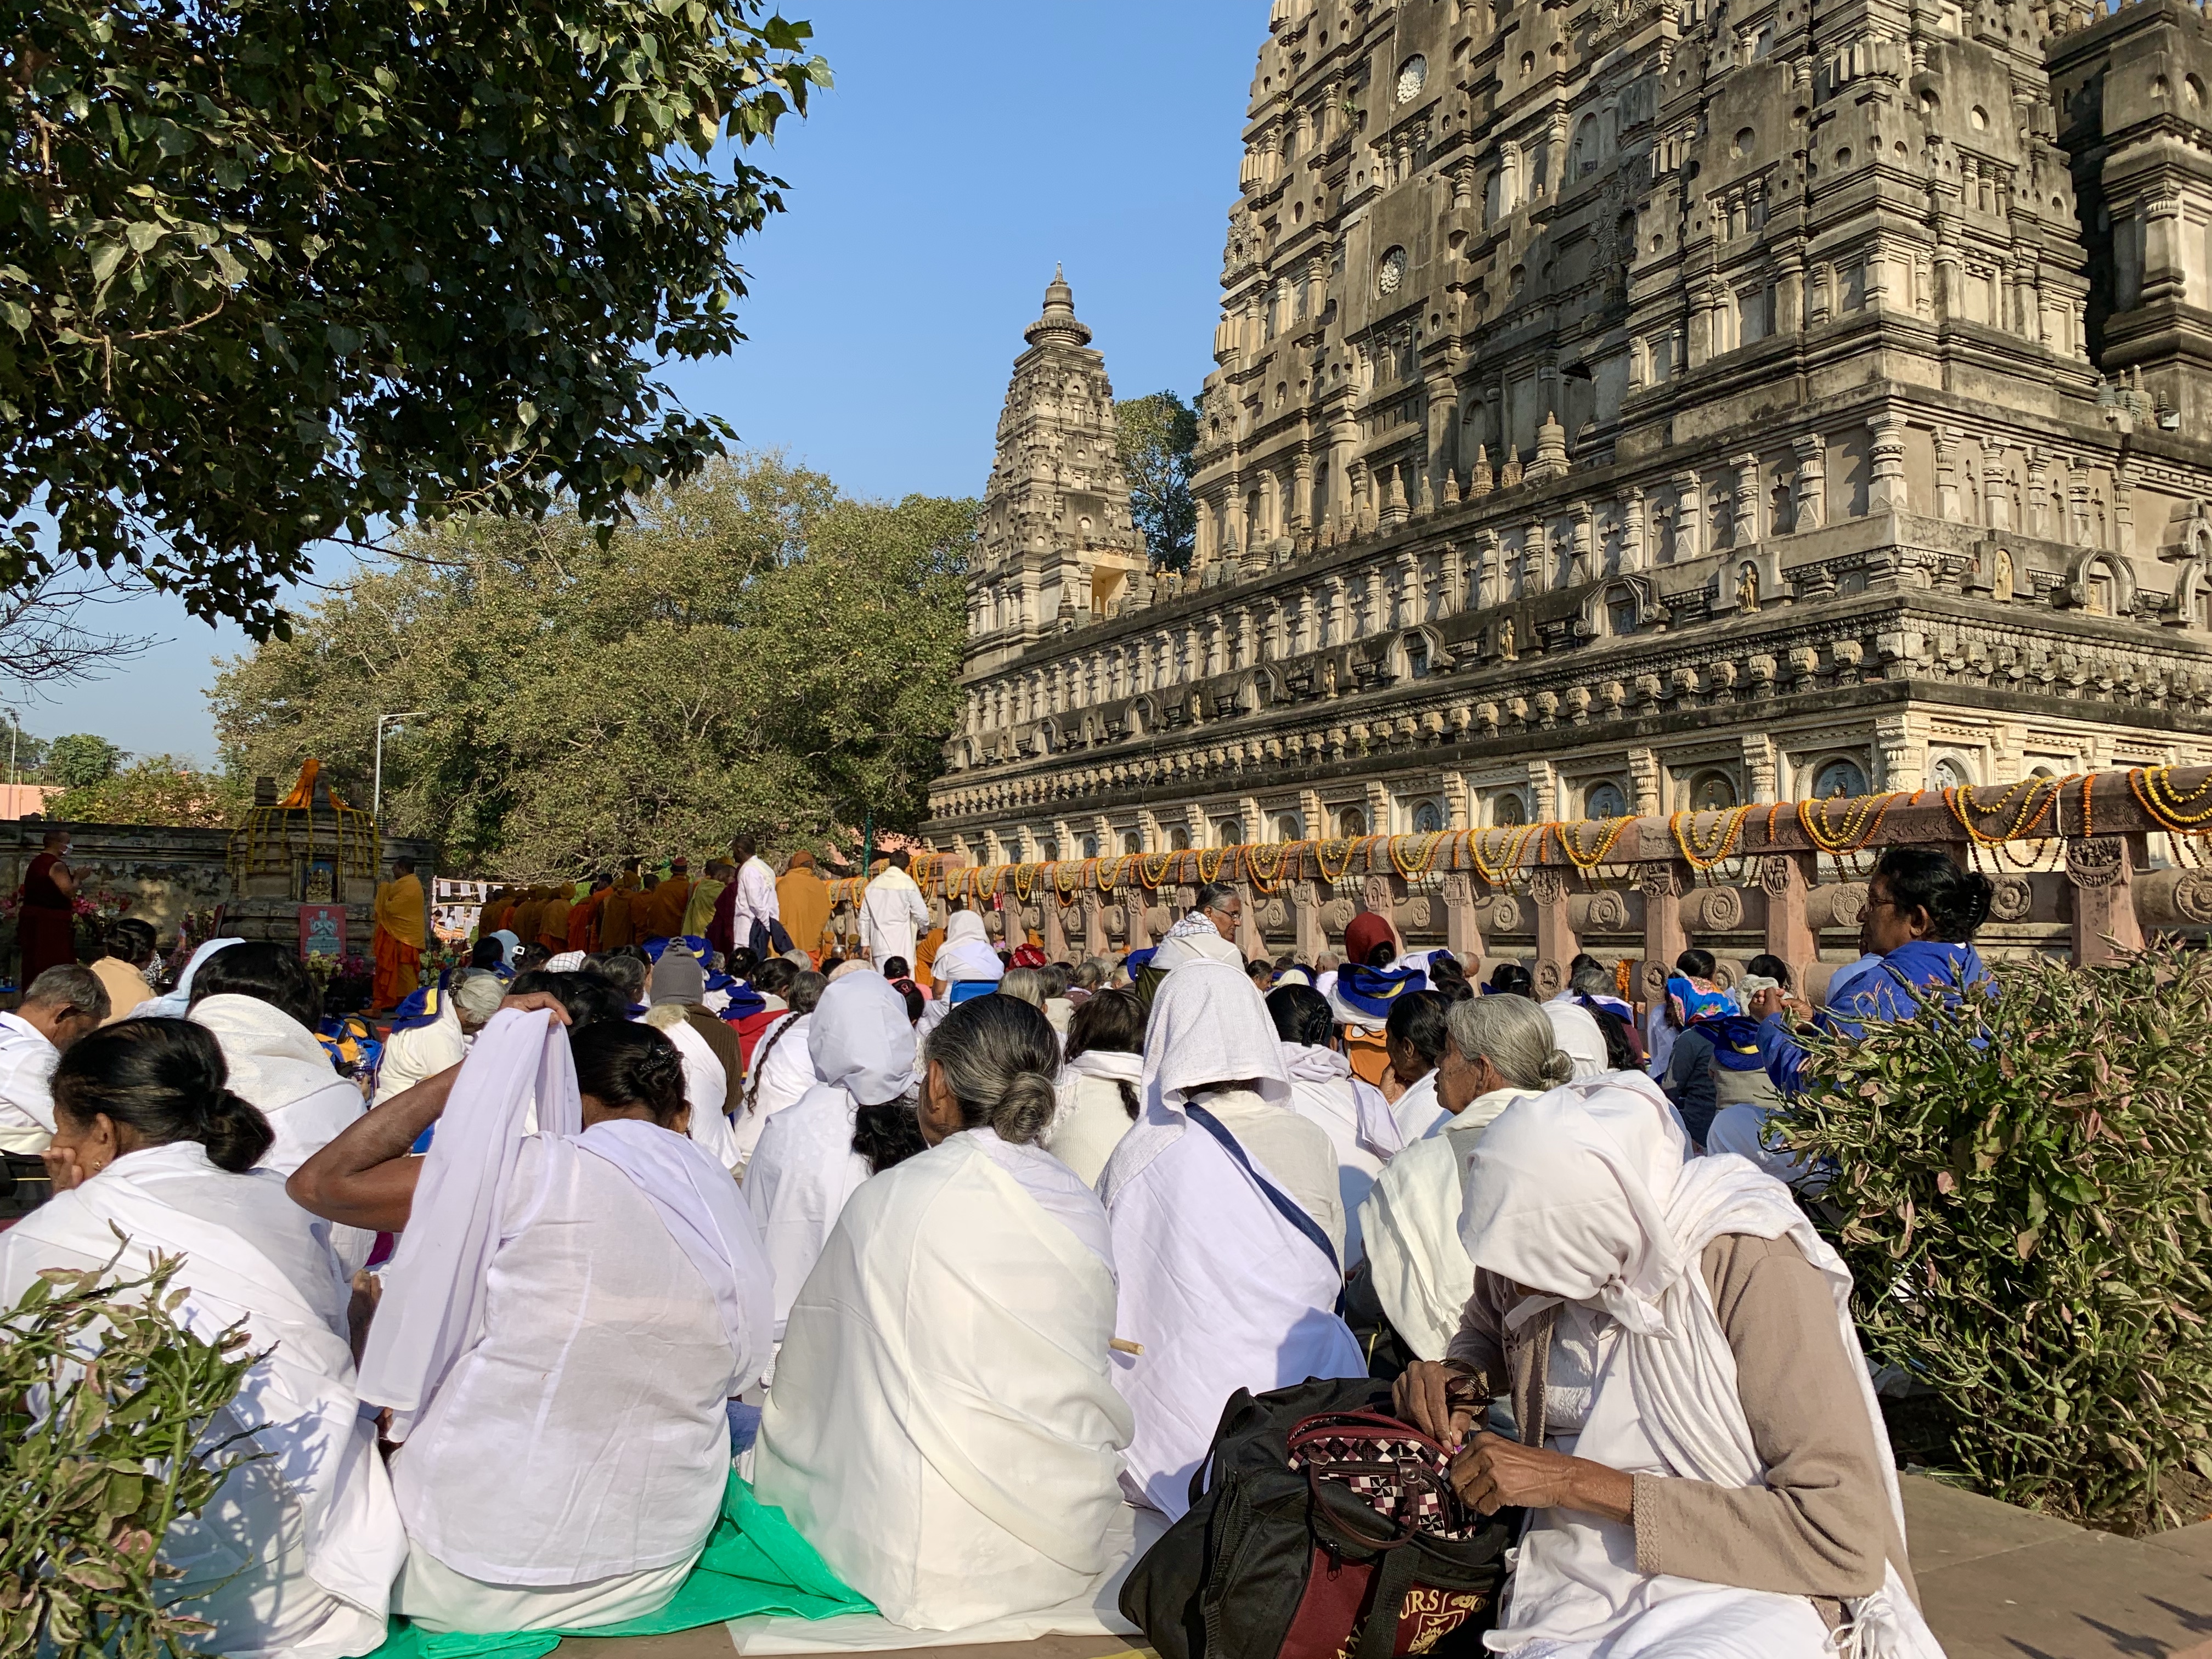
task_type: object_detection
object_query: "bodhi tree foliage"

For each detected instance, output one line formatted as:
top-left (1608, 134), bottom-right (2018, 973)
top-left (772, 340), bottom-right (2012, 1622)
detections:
top-left (211, 453), bottom-right (975, 876)
top-left (0, 0), bottom-right (828, 637)
top-left (1115, 390), bottom-right (1197, 571)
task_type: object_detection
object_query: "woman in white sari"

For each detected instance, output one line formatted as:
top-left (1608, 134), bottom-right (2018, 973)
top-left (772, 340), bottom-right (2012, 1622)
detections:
top-left (1394, 1076), bottom-right (1944, 1659)
top-left (1266, 982), bottom-right (1400, 1263)
top-left (1099, 957), bottom-right (1363, 1518)
top-left (1358, 993), bottom-right (1567, 1361)
top-left (744, 970), bottom-right (923, 1341)
top-left (928, 909), bottom-right (1005, 997)
top-left (1044, 985), bottom-right (1144, 1186)
top-left (0, 1019), bottom-right (404, 1659)
top-left (287, 1006), bottom-right (771, 1635)
top-left (759, 994), bottom-right (1132, 1630)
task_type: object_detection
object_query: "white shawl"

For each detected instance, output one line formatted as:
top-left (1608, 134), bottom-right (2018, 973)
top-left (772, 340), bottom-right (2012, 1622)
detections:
top-left (1544, 1000), bottom-right (1612, 1082)
top-left (127, 937), bottom-right (244, 1020)
top-left (1099, 961), bottom-right (1363, 1517)
top-left (188, 992), bottom-right (365, 1178)
top-left (0, 1141), bottom-right (405, 1651)
top-left (1046, 1048), bottom-right (1143, 1188)
top-left (932, 911), bottom-right (1004, 985)
top-left (757, 1128), bottom-right (1133, 1629)
top-left (734, 1010), bottom-right (815, 1168)
top-left (1388, 1066), bottom-right (1450, 1144)
top-left (744, 971), bottom-right (917, 1340)
top-left (1279, 1041), bottom-right (1398, 1263)
top-left (1459, 1077), bottom-right (1944, 1658)
top-left (1149, 912), bottom-right (1245, 973)
top-left (357, 1007), bottom-right (580, 1440)
top-left (644, 1006), bottom-right (742, 1171)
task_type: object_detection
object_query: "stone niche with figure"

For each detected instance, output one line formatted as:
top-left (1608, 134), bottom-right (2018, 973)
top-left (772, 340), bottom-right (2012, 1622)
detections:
top-left (929, 0), bottom-right (2212, 870)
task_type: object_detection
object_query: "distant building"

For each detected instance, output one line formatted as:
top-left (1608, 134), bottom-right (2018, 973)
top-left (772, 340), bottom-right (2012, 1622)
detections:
top-left (1, 785), bottom-right (59, 820)
top-left (932, 0), bottom-right (2212, 866)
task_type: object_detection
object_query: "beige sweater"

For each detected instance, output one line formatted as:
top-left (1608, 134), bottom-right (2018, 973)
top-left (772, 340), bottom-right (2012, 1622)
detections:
top-left (1443, 1233), bottom-right (1915, 1621)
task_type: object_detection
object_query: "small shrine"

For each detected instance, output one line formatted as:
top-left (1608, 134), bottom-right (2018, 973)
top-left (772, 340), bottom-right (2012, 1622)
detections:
top-left (224, 760), bottom-right (382, 967)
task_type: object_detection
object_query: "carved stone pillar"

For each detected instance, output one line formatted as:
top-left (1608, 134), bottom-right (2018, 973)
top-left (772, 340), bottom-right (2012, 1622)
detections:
top-left (1083, 893), bottom-right (1108, 957)
top-left (1867, 412), bottom-right (1909, 513)
top-left (1624, 488), bottom-right (1647, 572)
top-left (1732, 454), bottom-right (1762, 545)
top-left (1983, 447), bottom-right (2011, 531)
top-left (2027, 450), bottom-right (2051, 537)
top-left (1291, 450), bottom-right (1316, 533)
top-left (1292, 878), bottom-right (1327, 962)
top-left (2067, 833), bottom-right (2144, 966)
top-left (1233, 878), bottom-right (1265, 958)
top-left (1759, 851), bottom-right (1819, 990)
top-left (1792, 435), bottom-right (1825, 532)
top-left (1041, 891), bottom-right (1068, 961)
top-left (1529, 866), bottom-right (1579, 996)
top-left (1637, 860), bottom-right (1690, 1012)
top-left (1442, 871), bottom-right (1486, 975)
top-left (1933, 425), bottom-right (1960, 521)
top-left (1475, 529), bottom-right (1501, 608)
top-left (1674, 472), bottom-right (1704, 561)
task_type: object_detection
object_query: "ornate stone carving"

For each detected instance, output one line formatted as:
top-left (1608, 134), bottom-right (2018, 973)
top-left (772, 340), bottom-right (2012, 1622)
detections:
top-left (1258, 896), bottom-right (1290, 931)
top-left (1989, 873), bottom-right (2035, 921)
top-left (1534, 957), bottom-right (1565, 996)
top-left (1362, 874), bottom-right (1396, 915)
top-left (1640, 960), bottom-right (1670, 999)
top-left (1404, 896), bottom-right (1434, 930)
top-left (1105, 905), bottom-right (1128, 939)
top-left (1485, 895), bottom-right (1525, 933)
top-left (1758, 855), bottom-right (1796, 896)
top-left (2065, 836), bottom-right (2126, 889)
top-left (1636, 862), bottom-right (1682, 899)
top-left (1441, 872), bottom-right (1474, 905)
top-left (1321, 896), bottom-right (1357, 932)
top-left (1528, 867), bottom-right (1567, 905)
top-left (1143, 902), bottom-right (1173, 933)
top-left (1581, 890), bottom-right (1632, 930)
top-left (1690, 886), bottom-right (1745, 932)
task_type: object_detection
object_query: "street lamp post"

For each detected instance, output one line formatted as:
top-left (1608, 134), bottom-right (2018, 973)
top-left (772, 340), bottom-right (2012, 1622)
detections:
top-left (373, 712), bottom-right (430, 825)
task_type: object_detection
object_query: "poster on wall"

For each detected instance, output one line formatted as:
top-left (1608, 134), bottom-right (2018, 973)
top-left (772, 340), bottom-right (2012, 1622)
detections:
top-left (300, 904), bottom-right (346, 960)
top-left (433, 878), bottom-right (490, 944)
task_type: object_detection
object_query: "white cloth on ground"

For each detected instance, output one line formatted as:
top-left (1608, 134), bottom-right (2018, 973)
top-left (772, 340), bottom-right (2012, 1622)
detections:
top-left (858, 866), bottom-right (932, 971)
top-left (735, 1011), bottom-right (816, 1168)
top-left (125, 936), bottom-right (245, 1021)
top-left (930, 911), bottom-right (1003, 986)
top-left (0, 1008), bottom-right (59, 1152)
top-left (1046, 1048), bottom-right (1144, 1187)
top-left (0, 1139), bottom-right (404, 1659)
top-left (1278, 1041), bottom-right (1397, 1263)
top-left (1544, 1000), bottom-right (1612, 1081)
top-left (374, 998), bottom-right (469, 1106)
top-left (745, 970), bottom-right (917, 1340)
top-left (1357, 1085), bottom-right (1538, 1360)
top-left (757, 1126), bottom-right (1132, 1630)
top-left (1458, 1075), bottom-right (1943, 1659)
top-left (1388, 1066), bottom-right (1450, 1144)
top-left (1098, 959), bottom-right (1363, 1517)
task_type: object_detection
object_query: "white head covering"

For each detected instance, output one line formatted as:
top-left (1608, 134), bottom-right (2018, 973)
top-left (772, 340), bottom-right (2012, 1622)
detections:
top-left (1459, 1075), bottom-right (1943, 1657)
top-left (1141, 957), bottom-right (1293, 1115)
top-left (807, 969), bottom-right (918, 1105)
top-left (358, 1008), bottom-right (580, 1439)
top-left (545, 949), bottom-right (586, 973)
top-left (1543, 999), bottom-right (1611, 1081)
top-left (126, 937), bottom-right (245, 1020)
top-left (930, 909), bottom-right (1005, 985)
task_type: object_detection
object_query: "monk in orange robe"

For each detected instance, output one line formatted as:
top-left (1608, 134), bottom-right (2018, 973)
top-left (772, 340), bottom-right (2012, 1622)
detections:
top-left (644, 858), bottom-right (692, 940)
top-left (568, 875), bottom-right (611, 952)
top-left (511, 887), bottom-right (546, 952)
top-left (538, 883), bottom-right (573, 952)
top-left (371, 858), bottom-right (427, 1011)
top-left (599, 865), bottom-right (641, 949)
top-left (775, 851), bottom-right (832, 962)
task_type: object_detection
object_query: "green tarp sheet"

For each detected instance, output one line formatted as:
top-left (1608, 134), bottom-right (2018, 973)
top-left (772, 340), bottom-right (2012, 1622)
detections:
top-left (362, 1474), bottom-right (873, 1659)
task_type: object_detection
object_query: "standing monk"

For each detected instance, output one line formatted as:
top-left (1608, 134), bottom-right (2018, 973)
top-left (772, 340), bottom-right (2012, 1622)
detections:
top-left (600, 862), bottom-right (642, 949)
top-left (856, 849), bottom-right (930, 974)
top-left (644, 858), bottom-right (692, 941)
top-left (568, 874), bottom-right (613, 953)
top-left (16, 827), bottom-right (80, 986)
top-left (537, 883), bottom-right (573, 953)
top-left (372, 857), bottom-right (428, 1012)
top-left (681, 860), bottom-right (730, 941)
top-left (776, 851), bottom-right (832, 963)
top-left (511, 887), bottom-right (547, 954)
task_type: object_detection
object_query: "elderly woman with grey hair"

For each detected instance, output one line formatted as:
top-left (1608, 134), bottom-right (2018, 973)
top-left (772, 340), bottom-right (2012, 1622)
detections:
top-left (1358, 992), bottom-right (1572, 1361)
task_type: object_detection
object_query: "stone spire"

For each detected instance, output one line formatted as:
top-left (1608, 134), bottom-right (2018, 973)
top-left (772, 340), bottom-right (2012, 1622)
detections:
top-left (1024, 264), bottom-right (1093, 348)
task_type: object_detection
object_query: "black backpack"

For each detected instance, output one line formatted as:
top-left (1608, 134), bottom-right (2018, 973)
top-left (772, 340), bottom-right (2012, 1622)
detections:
top-left (1120, 1377), bottom-right (1519, 1659)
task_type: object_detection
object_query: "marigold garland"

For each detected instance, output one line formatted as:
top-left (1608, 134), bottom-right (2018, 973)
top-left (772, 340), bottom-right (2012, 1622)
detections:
top-left (2129, 764), bottom-right (2212, 832)
top-left (1671, 805), bottom-right (1753, 871)
top-left (1469, 823), bottom-right (1541, 887)
top-left (1556, 815), bottom-right (1631, 871)
top-left (1313, 836), bottom-right (1362, 884)
top-left (1796, 791), bottom-right (1900, 855)
top-left (1139, 849), bottom-right (1174, 889)
top-left (1197, 844), bottom-right (1231, 884)
top-left (1943, 778), bottom-right (2060, 848)
top-left (1389, 831), bottom-right (1447, 880)
top-left (1246, 840), bottom-right (1297, 894)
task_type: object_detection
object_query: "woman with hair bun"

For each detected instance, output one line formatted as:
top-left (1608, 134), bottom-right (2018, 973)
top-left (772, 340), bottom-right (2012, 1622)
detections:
top-left (0, 1019), bottom-right (406, 1658)
top-left (757, 994), bottom-right (1133, 1632)
top-left (1741, 845), bottom-right (1996, 1183)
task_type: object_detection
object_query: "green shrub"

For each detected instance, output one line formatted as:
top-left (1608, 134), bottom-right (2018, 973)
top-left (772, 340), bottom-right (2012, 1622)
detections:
top-left (1, 1254), bottom-right (257, 1658)
top-left (1781, 940), bottom-right (2212, 1531)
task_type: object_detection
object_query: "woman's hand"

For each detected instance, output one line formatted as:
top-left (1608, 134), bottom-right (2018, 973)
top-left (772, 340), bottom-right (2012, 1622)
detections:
top-left (1451, 1431), bottom-right (1635, 1522)
top-left (499, 991), bottom-right (571, 1025)
top-left (42, 1143), bottom-right (88, 1194)
top-left (1395, 1359), bottom-right (1480, 1450)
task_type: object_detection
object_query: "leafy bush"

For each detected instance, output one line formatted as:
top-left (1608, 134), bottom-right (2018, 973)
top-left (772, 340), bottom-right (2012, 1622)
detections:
top-left (1, 1254), bottom-right (256, 1658)
top-left (1781, 940), bottom-right (2212, 1531)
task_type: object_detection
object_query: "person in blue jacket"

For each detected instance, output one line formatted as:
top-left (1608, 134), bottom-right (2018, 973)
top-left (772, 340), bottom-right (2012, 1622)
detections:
top-left (1750, 845), bottom-right (1995, 1101)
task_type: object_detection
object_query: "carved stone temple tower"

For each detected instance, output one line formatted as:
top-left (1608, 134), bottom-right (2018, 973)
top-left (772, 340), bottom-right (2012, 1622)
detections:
top-left (930, 0), bottom-right (2212, 876)
top-left (962, 270), bottom-right (1149, 692)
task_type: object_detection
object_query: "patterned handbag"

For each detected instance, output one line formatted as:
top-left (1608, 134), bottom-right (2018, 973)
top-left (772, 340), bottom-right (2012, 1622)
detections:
top-left (1286, 1409), bottom-right (1482, 1544)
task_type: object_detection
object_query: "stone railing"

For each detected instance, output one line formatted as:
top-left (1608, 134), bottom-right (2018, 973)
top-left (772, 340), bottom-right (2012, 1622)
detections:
top-left (830, 768), bottom-right (2212, 1002)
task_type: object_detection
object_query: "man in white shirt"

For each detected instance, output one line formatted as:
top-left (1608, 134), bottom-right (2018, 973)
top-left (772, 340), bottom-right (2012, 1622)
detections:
top-left (0, 965), bottom-right (110, 1153)
top-left (857, 849), bottom-right (931, 973)
top-left (726, 833), bottom-right (781, 957)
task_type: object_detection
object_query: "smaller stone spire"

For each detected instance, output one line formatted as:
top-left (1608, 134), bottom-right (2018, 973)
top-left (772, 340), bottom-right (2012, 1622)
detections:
top-left (1025, 264), bottom-right (1093, 347)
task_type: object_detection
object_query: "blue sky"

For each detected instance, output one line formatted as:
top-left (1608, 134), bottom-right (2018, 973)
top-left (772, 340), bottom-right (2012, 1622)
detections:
top-left (13, 1), bottom-right (1262, 764)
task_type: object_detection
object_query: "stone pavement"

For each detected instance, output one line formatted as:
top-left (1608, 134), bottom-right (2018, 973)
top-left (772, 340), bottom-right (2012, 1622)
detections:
top-left (554, 1477), bottom-right (2212, 1659)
